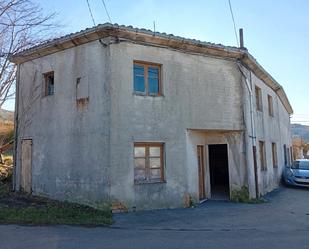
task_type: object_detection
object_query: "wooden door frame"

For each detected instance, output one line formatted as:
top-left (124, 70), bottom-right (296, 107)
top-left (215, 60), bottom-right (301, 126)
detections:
top-left (197, 145), bottom-right (206, 200)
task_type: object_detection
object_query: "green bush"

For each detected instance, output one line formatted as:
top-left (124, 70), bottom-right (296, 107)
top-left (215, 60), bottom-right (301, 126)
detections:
top-left (231, 186), bottom-right (267, 204)
top-left (231, 186), bottom-right (250, 202)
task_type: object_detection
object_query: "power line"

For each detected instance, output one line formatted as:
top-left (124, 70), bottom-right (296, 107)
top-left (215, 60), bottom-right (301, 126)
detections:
top-left (228, 0), bottom-right (239, 47)
top-left (86, 0), bottom-right (96, 26)
top-left (292, 115), bottom-right (309, 117)
top-left (100, 0), bottom-right (112, 23)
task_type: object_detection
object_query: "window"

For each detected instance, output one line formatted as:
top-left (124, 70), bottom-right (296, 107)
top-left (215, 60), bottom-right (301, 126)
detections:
top-left (268, 95), bottom-right (274, 116)
top-left (43, 71), bottom-right (54, 96)
top-left (259, 141), bottom-right (267, 171)
top-left (134, 143), bottom-right (164, 183)
top-left (255, 86), bottom-right (262, 111)
top-left (272, 143), bottom-right (278, 168)
top-left (133, 61), bottom-right (161, 96)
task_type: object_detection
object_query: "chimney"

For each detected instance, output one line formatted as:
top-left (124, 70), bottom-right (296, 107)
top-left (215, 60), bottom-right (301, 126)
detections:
top-left (239, 28), bottom-right (244, 49)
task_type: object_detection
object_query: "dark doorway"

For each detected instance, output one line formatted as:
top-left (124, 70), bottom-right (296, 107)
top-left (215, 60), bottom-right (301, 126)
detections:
top-left (209, 144), bottom-right (229, 200)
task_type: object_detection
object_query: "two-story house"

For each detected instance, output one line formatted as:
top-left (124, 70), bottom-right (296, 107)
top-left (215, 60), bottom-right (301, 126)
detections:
top-left (10, 23), bottom-right (293, 210)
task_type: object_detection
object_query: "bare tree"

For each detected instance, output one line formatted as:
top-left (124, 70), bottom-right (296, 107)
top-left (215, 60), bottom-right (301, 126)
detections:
top-left (0, 0), bottom-right (56, 107)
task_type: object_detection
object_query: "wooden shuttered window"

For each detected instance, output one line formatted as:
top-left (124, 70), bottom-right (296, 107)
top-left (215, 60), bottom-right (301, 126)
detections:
top-left (259, 141), bottom-right (267, 171)
top-left (272, 142), bottom-right (278, 168)
top-left (134, 143), bottom-right (164, 183)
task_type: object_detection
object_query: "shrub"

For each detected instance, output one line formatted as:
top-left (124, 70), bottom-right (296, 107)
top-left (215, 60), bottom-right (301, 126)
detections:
top-left (4, 158), bottom-right (13, 166)
top-left (0, 164), bottom-right (13, 182)
top-left (231, 186), bottom-right (250, 202)
top-left (231, 186), bottom-right (267, 204)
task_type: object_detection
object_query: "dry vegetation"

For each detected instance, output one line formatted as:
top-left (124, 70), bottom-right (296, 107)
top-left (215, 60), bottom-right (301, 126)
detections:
top-left (1, 0), bottom-right (58, 107)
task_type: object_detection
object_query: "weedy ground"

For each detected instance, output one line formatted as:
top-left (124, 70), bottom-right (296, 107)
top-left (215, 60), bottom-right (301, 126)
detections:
top-left (0, 180), bottom-right (113, 226)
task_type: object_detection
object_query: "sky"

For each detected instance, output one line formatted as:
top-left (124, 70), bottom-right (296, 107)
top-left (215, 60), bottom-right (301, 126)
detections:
top-left (6, 0), bottom-right (309, 124)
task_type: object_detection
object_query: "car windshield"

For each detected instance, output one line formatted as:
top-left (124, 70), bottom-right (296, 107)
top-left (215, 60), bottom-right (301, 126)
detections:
top-left (291, 161), bottom-right (309, 170)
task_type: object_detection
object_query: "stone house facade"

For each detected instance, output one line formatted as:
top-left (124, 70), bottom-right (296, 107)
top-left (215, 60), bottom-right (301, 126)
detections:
top-left (11, 24), bottom-right (293, 210)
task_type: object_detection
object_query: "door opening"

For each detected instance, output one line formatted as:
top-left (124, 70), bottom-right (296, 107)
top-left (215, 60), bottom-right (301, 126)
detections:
top-left (197, 145), bottom-right (206, 200)
top-left (209, 144), bottom-right (229, 200)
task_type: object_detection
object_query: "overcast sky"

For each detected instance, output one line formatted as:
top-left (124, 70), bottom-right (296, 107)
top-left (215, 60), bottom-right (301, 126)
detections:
top-left (7, 0), bottom-right (308, 124)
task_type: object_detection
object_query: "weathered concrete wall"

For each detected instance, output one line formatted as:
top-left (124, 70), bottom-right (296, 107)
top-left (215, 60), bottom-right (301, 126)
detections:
top-left (108, 42), bottom-right (244, 210)
top-left (16, 40), bottom-right (111, 205)
top-left (241, 68), bottom-right (292, 197)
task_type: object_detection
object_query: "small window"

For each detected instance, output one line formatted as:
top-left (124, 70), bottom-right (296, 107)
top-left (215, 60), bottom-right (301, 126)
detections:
top-left (43, 71), bottom-right (54, 96)
top-left (133, 61), bottom-right (161, 96)
top-left (272, 143), bottom-right (278, 168)
top-left (259, 141), bottom-right (267, 171)
top-left (268, 95), bottom-right (274, 116)
top-left (134, 143), bottom-right (164, 183)
top-left (255, 86), bottom-right (262, 111)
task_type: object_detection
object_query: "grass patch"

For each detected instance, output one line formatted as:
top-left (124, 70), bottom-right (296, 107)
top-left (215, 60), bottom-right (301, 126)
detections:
top-left (0, 183), bottom-right (113, 225)
top-left (0, 204), bottom-right (113, 225)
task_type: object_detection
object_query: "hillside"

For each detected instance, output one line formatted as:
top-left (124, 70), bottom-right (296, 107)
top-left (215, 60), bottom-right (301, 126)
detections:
top-left (0, 109), bottom-right (14, 124)
top-left (291, 124), bottom-right (309, 142)
top-left (0, 109), bottom-right (14, 136)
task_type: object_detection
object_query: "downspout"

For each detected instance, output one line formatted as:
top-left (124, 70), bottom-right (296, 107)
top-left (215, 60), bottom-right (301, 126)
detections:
top-left (237, 63), bottom-right (256, 145)
top-left (13, 63), bottom-right (20, 191)
top-left (237, 62), bottom-right (259, 198)
top-left (275, 88), bottom-right (283, 166)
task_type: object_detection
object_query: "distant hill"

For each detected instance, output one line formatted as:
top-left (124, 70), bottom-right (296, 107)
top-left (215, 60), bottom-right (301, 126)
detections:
top-left (0, 109), bottom-right (13, 123)
top-left (291, 124), bottom-right (309, 142)
top-left (0, 109), bottom-right (14, 136)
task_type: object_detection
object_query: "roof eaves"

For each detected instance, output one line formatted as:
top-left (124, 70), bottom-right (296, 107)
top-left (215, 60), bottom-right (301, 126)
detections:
top-left (241, 53), bottom-right (293, 114)
top-left (10, 23), bottom-right (242, 63)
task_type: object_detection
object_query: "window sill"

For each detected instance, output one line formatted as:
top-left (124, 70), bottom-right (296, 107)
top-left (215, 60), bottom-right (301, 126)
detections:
top-left (42, 94), bottom-right (54, 98)
top-left (133, 92), bottom-right (164, 97)
top-left (134, 180), bottom-right (166, 185)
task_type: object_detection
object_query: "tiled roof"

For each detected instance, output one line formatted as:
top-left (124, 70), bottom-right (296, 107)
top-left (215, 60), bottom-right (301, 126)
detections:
top-left (13, 23), bottom-right (243, 57)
